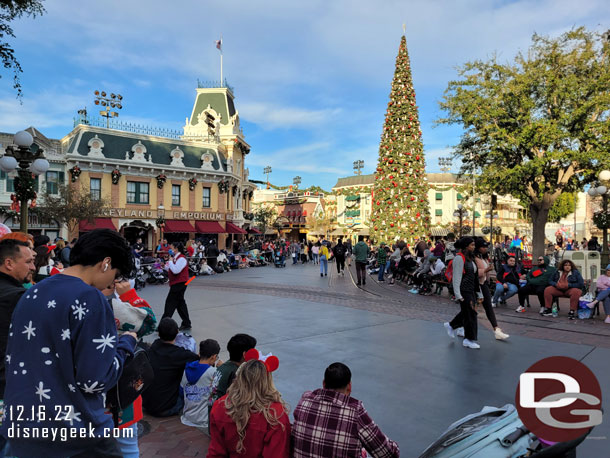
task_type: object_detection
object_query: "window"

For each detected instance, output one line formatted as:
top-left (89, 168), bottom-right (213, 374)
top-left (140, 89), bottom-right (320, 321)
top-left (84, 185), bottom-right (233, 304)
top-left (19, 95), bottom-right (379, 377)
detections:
top-left (172, 184), bottom-right (181, 206)
top-left (90, 178), bottom-right (101, 201)
top-left (46, 171), bottom-right (59, 194)
top-left (127, 181), bottom-right (149, 204)
top-left (202, 187), bottom-right (211, 208)
top-left (435, 192), bottom-right (443, 201)
top-left (435, 209), bottom-right (443, 216)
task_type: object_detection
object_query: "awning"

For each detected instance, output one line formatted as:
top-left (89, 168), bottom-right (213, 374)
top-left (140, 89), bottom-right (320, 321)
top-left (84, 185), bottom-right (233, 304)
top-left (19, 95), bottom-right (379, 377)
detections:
top-left (248, 227), bottom-right (262, 234)
top-left (79, 218), bottom-right (117, 232)
top-left (163, 219), bottom-right (196, 233)
top-left (226, 222), bottom-right (247, 234)
top-left (195, 221), bottom-right (225, 234)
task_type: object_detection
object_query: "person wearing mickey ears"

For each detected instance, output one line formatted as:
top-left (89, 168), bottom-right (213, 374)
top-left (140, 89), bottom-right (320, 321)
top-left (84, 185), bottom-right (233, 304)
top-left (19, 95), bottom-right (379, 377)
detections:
top-left (208, 349), bottom-right (290, 457)
top-left (162, 242), bottom-right (192, 331)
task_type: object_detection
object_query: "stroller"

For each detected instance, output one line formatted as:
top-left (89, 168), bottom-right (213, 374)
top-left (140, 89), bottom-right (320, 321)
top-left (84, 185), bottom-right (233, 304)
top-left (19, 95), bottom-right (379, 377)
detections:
top-left (419, 404), bottom-right (593, 458)
top-left (274, 250), bottom-right (286, 268)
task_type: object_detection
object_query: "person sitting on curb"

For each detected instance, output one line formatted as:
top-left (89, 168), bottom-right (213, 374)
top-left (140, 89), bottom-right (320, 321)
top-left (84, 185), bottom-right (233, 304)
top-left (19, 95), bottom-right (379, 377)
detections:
top-left (589, 264), bottom-right (610, 324)
top-left (492, 256), bottom-right (520, 307)
top-left (543, 259), bottom-right (585, 320)
top-left (142, 318), bottom-right (199, 417)
top-left (292, 362), bottom-right (399, 458)
top-left (516, 255), bottom-right (556, 314)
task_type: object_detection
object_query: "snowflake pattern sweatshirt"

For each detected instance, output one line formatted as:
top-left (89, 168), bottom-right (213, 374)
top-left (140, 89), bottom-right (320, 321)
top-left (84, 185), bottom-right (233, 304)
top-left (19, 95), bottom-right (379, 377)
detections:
top-left (0, 274), bottom-right (136, 458)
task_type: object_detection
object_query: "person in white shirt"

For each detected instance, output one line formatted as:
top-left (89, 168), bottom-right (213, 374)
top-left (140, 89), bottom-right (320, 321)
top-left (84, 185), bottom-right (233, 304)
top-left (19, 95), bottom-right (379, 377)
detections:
top-left (162, 242), bottom-right (192, 331)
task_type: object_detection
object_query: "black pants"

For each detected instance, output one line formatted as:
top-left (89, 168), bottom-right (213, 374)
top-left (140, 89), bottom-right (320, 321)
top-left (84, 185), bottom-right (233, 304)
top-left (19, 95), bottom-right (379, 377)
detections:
top-left (356, 261), bottom-right (367, 284)
top-left (518, 283), bottom-right (546, 307)
top-left (163, 282), bottom-right (191, 328)
top-left (480, 281), bottom-right (498, 329)
top-left (449, 290), bottom-right (478, 341)
top-left (336, 256), bottom-right (345, 273)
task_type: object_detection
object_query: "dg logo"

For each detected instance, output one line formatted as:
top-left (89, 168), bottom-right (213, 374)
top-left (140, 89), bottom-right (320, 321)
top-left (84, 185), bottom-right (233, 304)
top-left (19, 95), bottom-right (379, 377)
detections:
top-left (516, 356), bottom-right (603, 442)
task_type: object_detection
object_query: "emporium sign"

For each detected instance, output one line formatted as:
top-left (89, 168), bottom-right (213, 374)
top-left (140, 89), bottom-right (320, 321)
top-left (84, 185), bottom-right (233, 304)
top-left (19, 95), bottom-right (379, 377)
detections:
top-left (101, 208), bottom-right (233, 221)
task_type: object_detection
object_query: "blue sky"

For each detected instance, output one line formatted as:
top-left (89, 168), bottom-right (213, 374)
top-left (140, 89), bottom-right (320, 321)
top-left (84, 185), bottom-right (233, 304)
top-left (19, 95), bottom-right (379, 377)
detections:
top-left (1, 0), bottom-right (608, 190)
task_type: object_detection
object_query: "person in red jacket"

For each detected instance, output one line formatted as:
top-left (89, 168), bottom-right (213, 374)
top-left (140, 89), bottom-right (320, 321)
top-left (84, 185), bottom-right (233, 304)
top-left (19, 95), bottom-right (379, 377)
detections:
top-left (207, 353), bottom-right (290, 457)
top-left (163, 242), bottom-right (192, 331)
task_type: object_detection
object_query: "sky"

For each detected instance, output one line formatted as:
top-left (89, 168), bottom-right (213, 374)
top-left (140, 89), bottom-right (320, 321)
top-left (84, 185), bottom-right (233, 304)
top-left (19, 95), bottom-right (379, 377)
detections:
top-left (1, 0), bottom-right (609, 190)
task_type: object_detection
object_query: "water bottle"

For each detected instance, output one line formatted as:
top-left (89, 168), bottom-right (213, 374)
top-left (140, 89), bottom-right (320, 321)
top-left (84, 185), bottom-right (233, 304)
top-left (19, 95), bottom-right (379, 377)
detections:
top-left (552, 303), bottom-right (558, 317)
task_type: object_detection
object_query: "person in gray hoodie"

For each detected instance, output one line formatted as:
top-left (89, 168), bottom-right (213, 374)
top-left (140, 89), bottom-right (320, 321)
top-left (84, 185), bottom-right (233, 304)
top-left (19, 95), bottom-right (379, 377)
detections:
top-left (180, 339), bottom-right (222, 432)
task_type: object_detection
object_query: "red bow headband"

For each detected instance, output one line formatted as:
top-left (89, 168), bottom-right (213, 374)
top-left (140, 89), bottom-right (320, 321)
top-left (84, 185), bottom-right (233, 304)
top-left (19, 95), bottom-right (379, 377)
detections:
top-left (244, 348), bottom-right (279, 373)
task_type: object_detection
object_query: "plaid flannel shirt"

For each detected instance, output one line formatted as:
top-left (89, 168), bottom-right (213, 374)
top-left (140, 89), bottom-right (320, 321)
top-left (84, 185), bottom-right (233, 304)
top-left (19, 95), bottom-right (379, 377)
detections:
top-left (292, 389), bottom-right (399, 458)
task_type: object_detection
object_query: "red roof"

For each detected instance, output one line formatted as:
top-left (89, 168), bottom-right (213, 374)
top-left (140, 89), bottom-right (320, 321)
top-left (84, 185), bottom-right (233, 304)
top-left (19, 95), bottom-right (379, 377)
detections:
top-left (163, 219), bottom-right (196, 233)
top-left (79, 218), bottom-right (117, 232)
top-left (226, 222), bottom-right (247, 234)
top-left (195, 221), bottom-right (225, 233)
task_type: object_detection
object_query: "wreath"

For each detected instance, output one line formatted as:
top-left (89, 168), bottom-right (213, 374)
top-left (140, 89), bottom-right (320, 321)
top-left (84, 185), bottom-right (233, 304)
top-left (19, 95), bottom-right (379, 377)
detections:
top-left (69, 165), bottom-right (82, 183)
top-left (155, 217), bottom-right (166, 228)
top-left (593, 211), bottom-right (610, 230)
top-left (232, 185), bottom-right (238, 195)
top-left (14, 172), bottom-right (37, 202)
top-left (111, 169), bottom-right (122, 185)
top-left (188, 177), bottom-right (198, 191)
top-left (156, 174), bottom-right (167, 189)
top-left (218, 180), bottom-right (229, 194)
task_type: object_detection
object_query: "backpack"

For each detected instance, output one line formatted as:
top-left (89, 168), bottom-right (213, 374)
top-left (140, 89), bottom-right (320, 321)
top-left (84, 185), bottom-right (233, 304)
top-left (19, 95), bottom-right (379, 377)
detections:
top-left (334, 244), bottom-right (346, 257)
top-left (445, 253), bottom-right (465, 283)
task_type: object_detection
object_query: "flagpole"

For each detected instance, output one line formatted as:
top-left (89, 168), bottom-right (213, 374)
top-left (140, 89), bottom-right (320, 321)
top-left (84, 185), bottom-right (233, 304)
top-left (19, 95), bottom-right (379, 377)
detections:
top-left (220, 34), bottom-right (223, 87)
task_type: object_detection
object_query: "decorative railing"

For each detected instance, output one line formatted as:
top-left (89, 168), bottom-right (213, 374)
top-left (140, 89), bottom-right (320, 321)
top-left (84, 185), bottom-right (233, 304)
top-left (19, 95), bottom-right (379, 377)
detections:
top-left (73, 116), bottom-right (182, 139)
top-left (197, 79), bottom-right (235, 93)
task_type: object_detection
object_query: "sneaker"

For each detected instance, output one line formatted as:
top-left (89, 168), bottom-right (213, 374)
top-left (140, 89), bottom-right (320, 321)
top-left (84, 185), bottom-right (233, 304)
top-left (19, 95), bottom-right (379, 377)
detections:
top-left (568, 310), bottom-right (575, 320)
top-left (325, 273), bottom-right (327, 276)
top-left (491, 301), bottom-right (497, 308)
top-left (356, 281), bottom-right (361, 286)
top-left (605, 316), bottom-right (610, 324)
top-left (444, 322), bottom-right (456, 338)
top-left (541, 309), bottom-right (554, 317)
top-left (179, 325), bottom-right (192, 332)
top-left (456, 327), bottom-right (465, 337)
top-left (409, 288), bottom-right (419, 294)
top-left (539, 307), bottom-right (545, 315)
top-left (494, 328), bottom-right (509, 340)
top-left (463, 339), bottom-right (480, 349)
top-left (320, 273), bottom-right (323, 277)
top-left (515, 306), bottom-right (526, 313)
top-left (362, 281), bottom-right (366, 285)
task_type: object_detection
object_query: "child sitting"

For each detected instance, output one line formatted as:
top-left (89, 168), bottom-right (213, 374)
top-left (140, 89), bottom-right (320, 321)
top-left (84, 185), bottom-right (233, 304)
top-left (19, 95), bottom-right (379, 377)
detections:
top-left (180, 339), bottom-right (223, 432)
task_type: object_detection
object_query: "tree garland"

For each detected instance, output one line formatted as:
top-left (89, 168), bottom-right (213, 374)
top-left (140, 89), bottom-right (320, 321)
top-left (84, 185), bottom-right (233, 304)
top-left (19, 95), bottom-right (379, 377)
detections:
top-left (188, 177), bottom-right (198, 191)
top-left (156, 174), bottom-right (167, 189)
top-left (69, 165), bottom-right (81, 183)
top-left (111, 169), bottom-right (122, 185)
top-left (593, 211), bottom-right (610, 230)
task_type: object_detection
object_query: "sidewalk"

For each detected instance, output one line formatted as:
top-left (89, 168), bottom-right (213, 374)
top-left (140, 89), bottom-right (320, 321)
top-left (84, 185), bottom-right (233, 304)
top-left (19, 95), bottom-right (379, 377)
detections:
top-left (138, 415), bottom-right (209, 457)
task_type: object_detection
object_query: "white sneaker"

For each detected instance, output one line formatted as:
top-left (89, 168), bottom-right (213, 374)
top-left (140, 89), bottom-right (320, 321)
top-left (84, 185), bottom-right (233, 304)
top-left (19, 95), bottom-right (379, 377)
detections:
top-left (515, 306), bottom-right (526, 313)
top-left (444, 322), bottom-right (456, 338)
top-left (494, 328), bottom-right (509, 340)
top-left (456, 327), bottom-right (465, 337)
top-left (463, 339), bottom-right (480, 349)
top-left (539, 307), bottom-right (545, 315)
top-left (491, 301), bottom-right (497, 308)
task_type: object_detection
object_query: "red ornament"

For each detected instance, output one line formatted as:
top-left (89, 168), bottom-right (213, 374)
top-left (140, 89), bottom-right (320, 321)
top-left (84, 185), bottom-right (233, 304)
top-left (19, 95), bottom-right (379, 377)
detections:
top-left (376, 201), bottom-right (381, 206)
top-left (416, 213), bottom-right (421, 217)
top-left (374, 226), bottom-right (378, 231)
top-left (390, 223), bottom-right (394, 227)
top-left (416, 156), bottom-right (420, 160)
top-left (389, 159), bottom-right (394, 164)
top-left (389, 175), bottom-right (394, 179)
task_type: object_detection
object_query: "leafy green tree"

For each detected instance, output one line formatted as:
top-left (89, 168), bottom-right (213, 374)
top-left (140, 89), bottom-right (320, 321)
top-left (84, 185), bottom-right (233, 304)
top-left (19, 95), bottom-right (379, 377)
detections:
top-left (1, 1), bottom-right (46, 98)
top-left (252, 203), bottom-right (277, 236)
top-left (547, 192), bottom-right (577, 223)
top-left (438, 28), bottom-right (610, 256)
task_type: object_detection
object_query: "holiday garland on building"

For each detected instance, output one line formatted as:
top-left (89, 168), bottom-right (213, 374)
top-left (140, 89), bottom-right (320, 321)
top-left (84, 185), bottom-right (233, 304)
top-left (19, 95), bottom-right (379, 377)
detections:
top-left (371, 35), bottom-right (430, 241)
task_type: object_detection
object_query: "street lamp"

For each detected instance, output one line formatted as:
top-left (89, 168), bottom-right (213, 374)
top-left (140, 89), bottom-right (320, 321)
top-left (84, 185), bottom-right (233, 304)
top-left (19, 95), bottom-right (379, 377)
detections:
top-left (156, 204), bottom-right (166, 243)
top-left (94, 90), bottom-right (123, 128)
top-left (293, 176), bottom-right (301, 189)
top-left (485, 211), bottom-right (500, 242)
top-left (588, 169), bottom-right (610, 266)
top-left (1, 130), bottom-right (49, 233)
top-left (264, 166), bottom-right (272, 189)
top-left (353, 160), bottom-right (364, 175)
top-left (438, 157), bottom-right (452, 172)
top-left (453, 204), bottom-right (469, 236)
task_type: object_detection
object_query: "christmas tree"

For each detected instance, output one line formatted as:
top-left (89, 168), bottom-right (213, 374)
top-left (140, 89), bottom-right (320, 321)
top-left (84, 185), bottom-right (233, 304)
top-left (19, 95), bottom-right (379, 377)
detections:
top-left (371, 35), bottom-right (430, 242)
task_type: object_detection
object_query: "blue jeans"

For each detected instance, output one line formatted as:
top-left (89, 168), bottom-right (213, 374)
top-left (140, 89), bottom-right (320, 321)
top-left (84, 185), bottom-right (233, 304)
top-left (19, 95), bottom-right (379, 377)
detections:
top-left (493, 283), bottom-right (518, 303)
top-left (320, 256), bottom-right (328, 275)
top-left (115, 423), bottom-right (138, 458)
top-left (595, 288), bottom-right (610, 314)
top-left (313, 253), bottom-right (319, 264)
top-left (378, 263), bottom-right (386, 281)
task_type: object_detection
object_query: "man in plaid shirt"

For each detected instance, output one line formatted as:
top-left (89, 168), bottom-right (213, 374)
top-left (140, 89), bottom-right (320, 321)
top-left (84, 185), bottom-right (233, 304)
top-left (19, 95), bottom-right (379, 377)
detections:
top-left (292, 363), bottom-right (399, 457)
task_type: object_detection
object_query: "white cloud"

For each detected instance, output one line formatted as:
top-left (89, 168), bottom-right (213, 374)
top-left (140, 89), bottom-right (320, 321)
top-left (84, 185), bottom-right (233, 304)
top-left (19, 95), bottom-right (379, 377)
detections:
top-left (239, 102), bottom-right (341, 129)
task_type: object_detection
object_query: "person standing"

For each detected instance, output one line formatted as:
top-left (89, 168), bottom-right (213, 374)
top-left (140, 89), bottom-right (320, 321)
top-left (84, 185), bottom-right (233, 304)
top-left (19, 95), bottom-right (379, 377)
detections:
top-left (444, 237), bottom-right (481, 349)
top-left (333, 238), bottom-right (347, 276)
top-left (377, 242), bottom-right (387, 282)
top-left (319, 243), bottom-right (329, 277)
top-left (291, 241), bottom-right (301, 265)
top-left (163, 242), bottom-right (192, 331)
top-left (312, 243), bottom-right (319, 264)
top-left (353, 236), bottom-right (369, 286)
top-left (61, 237), bottom-right (76, 267)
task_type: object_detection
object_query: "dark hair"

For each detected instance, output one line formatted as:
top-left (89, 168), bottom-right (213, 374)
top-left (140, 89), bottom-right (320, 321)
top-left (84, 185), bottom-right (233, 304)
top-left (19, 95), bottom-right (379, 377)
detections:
top-left (70, 229), bottom-right (135, 276)
top-left (34, 245), bottom-right (51, 272)
top-left (199, 339), bottom-right (221, 359)
top-left (447, 233), bottom-right (455, 241)
top-left (158, 317), bottom-right (179, 341)
top-left (507, 255), bottom-right (516, 261)
top-left (324, 362), bottom-right (352, 390)
top-left (558, 259), bottom-right (577, 272)
top-left (171, 242), bottom-right (186, 255)
top-left (70, 238), bottom-right (78, 245)
top-left (33, 234), bottom-right (50, 248)
top-left (227, 333), bottom-right (257, 362)
top-left (358, 235), bottom-right (364, 242)
top-left (0, 239), bottom-right (30, 264)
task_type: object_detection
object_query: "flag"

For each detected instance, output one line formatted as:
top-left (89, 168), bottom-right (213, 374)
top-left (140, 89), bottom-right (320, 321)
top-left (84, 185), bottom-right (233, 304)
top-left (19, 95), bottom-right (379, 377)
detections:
top-left (215, 39), bottom-right (222, 51)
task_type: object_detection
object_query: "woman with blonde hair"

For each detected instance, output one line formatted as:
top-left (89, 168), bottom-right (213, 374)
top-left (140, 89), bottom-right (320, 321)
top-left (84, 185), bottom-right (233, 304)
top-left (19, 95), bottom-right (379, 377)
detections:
top-left (207, 356), bottom-right (290, 457)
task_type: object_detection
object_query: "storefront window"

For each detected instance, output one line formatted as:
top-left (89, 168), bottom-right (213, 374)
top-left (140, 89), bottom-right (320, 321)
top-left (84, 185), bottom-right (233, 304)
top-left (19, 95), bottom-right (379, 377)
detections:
top-left (90, 178), bottom-right (101, 201)
top-left (202, 187), bottom-right (211, 208)
top-left (45, 171), bottom-right (64, 195)
top-left (172, 184), bottom-right (181, 206)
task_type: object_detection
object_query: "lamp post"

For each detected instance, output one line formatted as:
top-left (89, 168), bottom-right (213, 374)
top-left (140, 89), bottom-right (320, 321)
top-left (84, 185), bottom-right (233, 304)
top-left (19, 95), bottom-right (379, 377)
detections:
top-left (1, 130), bottom-right (49, 233)
top-left (588, 169), bottom-right (610, 266)
top-left (453, 204), bottom-right (469, 236)
top-left (94, 90), bottom-right (123, 128)
top-left (485, 211), bottom-right (499, 242)
top-left (264, 166), bottom-right (272, 189)
top-left (438, 157), bottom-right (452, 173)
top-left (353, 160), bottom-right (364, 175)
top-left (156, 204), bottom-right (166, 244)
top-left (293, 176), bottom-right (301, 190)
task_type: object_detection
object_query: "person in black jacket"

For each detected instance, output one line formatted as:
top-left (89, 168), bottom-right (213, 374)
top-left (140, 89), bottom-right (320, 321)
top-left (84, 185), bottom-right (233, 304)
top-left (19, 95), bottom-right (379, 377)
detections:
top-left (492, 256), bottom-right (521, 306)
top-left (142, 318), bottom-right (199, 417)
top-left (333, 238), bottom-right (347, 275)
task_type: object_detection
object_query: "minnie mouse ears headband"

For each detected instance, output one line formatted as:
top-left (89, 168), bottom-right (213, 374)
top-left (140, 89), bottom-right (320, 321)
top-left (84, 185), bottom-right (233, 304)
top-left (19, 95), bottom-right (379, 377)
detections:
top-left (244, 348), bottom-right (279, 373)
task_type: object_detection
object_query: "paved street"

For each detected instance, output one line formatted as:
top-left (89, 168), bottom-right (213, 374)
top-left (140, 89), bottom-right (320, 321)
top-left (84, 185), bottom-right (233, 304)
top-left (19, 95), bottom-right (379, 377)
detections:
top-left (137, 260), bottom-right (609, 457)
